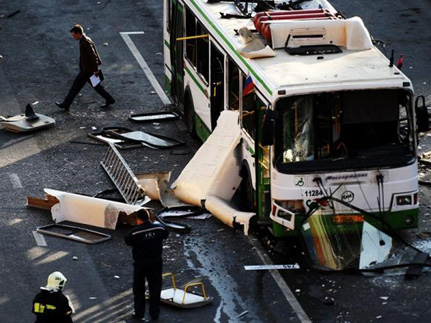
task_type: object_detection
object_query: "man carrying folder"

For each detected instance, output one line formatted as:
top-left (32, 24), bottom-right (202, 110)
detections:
top-left (56, 24), bottom-right (115, 111)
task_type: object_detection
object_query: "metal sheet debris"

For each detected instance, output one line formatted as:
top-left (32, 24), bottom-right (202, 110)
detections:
top-left (159, 273), bottom-right (213, 308)
top-left (170, 111), bottom-right (255, 234)
top-left (89, 126), bottom-right (183, 149)
top-left (117, 130), bottom-right (183, 149)
top-left (205, 195), bottom-right (254, 235)
top-left (43, 188), bottom-right (146, 229)
top-left (88, 127), bottom-right (144, 149)
top-left (172, 110), bottom-right (243, 205)
top-left (101, 143), bottom-right (148, 205)
top-left (0, 104), bottom-right (55, 133)
top-left (135, 172), bottom-right (186, 207)
top-left (37, 223), bottom-right (112, 244)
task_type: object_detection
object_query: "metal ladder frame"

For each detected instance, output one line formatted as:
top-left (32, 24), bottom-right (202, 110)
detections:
top-left (100, 143), bottom-right (145, 205)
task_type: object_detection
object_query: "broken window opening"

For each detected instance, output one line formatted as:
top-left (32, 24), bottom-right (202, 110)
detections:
top-left (274, 89), bottom-right (415, 173)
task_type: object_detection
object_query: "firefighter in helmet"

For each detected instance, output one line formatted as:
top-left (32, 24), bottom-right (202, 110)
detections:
top-left (32, 271), bottom-right (74, 323)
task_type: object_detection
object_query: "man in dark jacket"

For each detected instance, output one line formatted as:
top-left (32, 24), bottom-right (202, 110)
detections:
top-left (56, 24), bottom-right (115, 110)
top-left (125, 209), bottom-right (169, 321)
top-left (32, 271), bottom-right (74, 323)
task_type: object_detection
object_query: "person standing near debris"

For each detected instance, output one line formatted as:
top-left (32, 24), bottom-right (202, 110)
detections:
top-left (32, 271), bottom-right (75, 323)
top-left (56, 24), bottom-right (115, 111)
top-left (124, 209), bottom-right (169, 321)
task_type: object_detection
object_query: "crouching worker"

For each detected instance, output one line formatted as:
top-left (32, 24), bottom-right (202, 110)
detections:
top-left (32, 271), bottom-right (74, 323)
top-left (125, 209), bottom-right (169, 321)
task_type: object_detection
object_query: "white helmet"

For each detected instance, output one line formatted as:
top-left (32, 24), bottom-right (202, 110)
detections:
top-left (46, 271), bottom-right (67, 291)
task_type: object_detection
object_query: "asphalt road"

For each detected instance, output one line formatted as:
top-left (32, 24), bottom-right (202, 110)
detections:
top-left (1, 1), bottom-right (431, 323)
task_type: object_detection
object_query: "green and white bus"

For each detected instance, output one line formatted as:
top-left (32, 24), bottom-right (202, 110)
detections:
top-left (163, 0), bottom-right (420, 239)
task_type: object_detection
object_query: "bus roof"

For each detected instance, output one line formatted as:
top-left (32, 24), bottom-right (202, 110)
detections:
top-left (188, 0), bottom-right (410, 96)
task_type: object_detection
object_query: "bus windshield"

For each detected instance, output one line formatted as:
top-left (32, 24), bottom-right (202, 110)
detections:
top-left (274, 89), bottom-right (415, 173)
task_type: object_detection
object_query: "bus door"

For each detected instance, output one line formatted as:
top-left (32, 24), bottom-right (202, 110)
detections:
top-left (241, 81), bottom-right (271, 219)
top-left (169, 0), bottom-right (184, 109)
top-left (210, 43), bottom-right (225, 130)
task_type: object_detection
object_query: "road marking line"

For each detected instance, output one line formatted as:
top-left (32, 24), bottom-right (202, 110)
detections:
top-left (248, 236), bottom-right (311, 323)
top-left (33, 231), bottom-right (47, 247)
top-left (8, 173), bottom-right (22, 189)
top-left (244, 264), bottom-right (300, 270)
top-left (120, 31), bottom-right (171, 105)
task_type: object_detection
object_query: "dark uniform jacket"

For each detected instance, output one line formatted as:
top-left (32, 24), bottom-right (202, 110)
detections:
top-left (79, 35), bottom-right (102, 74)
top-left (124, 221), bottom-right (169, 264)
top-left (32, 288), bottom-right (73, 323)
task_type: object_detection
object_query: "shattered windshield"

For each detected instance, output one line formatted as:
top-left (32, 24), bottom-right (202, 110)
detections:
top-left (274, 90), bottom-right (415, 173)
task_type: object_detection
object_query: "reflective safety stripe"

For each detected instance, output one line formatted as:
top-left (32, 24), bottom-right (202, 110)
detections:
top-left (34, 303), bottom-right (45, 313)
top-left (34, 303), bottom-right (56, 312)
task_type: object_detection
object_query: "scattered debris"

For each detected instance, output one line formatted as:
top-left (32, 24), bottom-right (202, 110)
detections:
top-left (37, 223), bottom-right (111, 244)
top-left (323, 297), bottom-right (335, 305)
top-left (0, 103), bottom-right (55, 133)
top-left (243, 264), bottom-right (300, 271)
top-left (5, 9), bottom-right (20, 18)
top-left (171, 111), bottom-right (255, 234)
top-left (405, 252), bottom-right (429, 279)
top-left (417, 231), bottom-right (431, 238)
top-left (88, 127), bottom-right (146, 149)
top-left (156, 206), bottom-right (206, 219)
top-left (27, 188), bottom-right (148, 229)
top-left (89, 126), bottom-right (183, 149)
top-left (129, 111), bottom-right (179, 123)
top-left (159, 273), bottom-right (213, 308)
top-left (101, 143), bottom-right (148, 205)
top-left (72, 256), bottom-right (78, 260)
top-left (170, 149), bottom-right (191, 155)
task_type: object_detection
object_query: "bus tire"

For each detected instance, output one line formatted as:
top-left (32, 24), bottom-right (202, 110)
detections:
top-left (184, 92), bottom-right (197, 137)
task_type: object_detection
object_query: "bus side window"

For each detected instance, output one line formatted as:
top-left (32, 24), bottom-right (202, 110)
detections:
top-left (196, 22), bottom-right (209, 82)
top-left (242, 72), bottom-right (257, 140)
top-left (228, 58), bottom-right (240, 110)
top-left (185, 7), bottom-right (196, 66)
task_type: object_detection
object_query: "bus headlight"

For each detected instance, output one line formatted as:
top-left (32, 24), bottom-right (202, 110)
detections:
top-left (396, 195), bottom-right (412, 205)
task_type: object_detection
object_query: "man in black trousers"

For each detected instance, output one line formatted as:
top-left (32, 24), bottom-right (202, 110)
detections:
top-left (56, 24), bottom-right (115, 110)
top-left (124, 209), bottom-right (169, 322)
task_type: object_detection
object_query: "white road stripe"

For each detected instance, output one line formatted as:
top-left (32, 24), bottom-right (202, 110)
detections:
top-left (120, 31), bottom-right (171, 105)
top-left (8, 173), bottom-right (22, 189)
top-left (33, 231), bottom-right (48, 247)
top-left (248, 236), bottom-right (311, 323)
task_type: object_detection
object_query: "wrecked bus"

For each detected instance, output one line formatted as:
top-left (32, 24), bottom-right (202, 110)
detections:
top-left (163, 0), bottom-right (420, 240)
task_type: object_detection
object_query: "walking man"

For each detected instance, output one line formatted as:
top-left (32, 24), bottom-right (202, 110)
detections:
top-left (32, 271), bottom-right (75, 323)
top-left (124, 209), bottom-right (169, 322)
top-left (56, 24), bottom-right (115, 110)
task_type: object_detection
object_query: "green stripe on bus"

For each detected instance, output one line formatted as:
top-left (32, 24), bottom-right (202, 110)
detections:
top-left (189, 0), bottom-right (272, 96)
top-left (185, 66), bottom-right (206, 94)
top-left (164, 39), bottom-right (170, 50)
